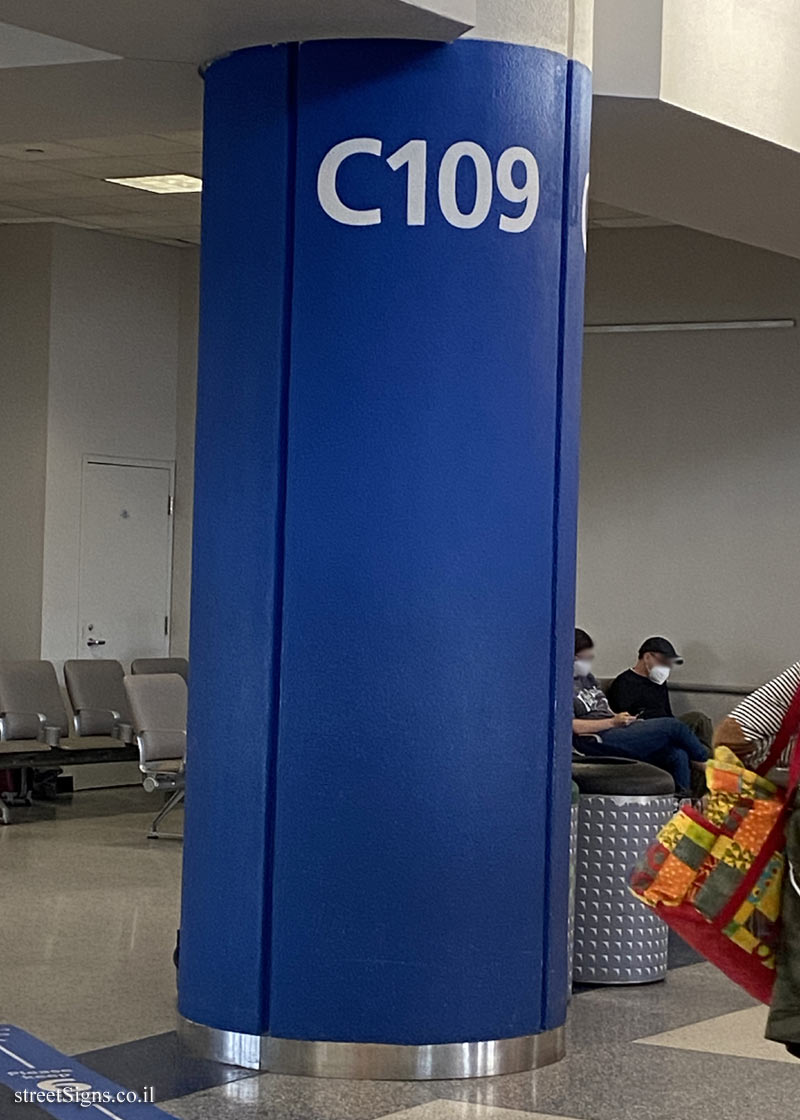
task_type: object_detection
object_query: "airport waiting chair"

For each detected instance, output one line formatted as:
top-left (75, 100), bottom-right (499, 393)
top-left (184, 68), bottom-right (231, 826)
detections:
top-left (0, 660), bottom-right (70, 745)
top-left (0, 660), bottom-right (68, 820)
top-left (123, 673), bottom-right (187, 840)
top-left (0, 659), bottom-right (130, 753)
top-left (131, 657), bottom-right (189, 683)
top-left (64, 659), bottom-right (134, 743)
top-left (0, 661), bottom-right (139, 824)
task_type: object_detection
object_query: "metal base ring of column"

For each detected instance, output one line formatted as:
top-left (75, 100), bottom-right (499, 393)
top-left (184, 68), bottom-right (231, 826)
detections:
top-left (177, 1015), bottom-right (565, 1079)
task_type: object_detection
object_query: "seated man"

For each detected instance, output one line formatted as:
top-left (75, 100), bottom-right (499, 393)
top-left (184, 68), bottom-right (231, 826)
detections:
top-left (606, 636), bottom-right (712, 748)
top-left (573, 628), bottom-right (709, 795)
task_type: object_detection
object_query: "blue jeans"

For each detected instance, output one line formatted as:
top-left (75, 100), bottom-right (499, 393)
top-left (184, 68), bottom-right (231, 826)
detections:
top-left (590, 717), bottom-right (709, 793)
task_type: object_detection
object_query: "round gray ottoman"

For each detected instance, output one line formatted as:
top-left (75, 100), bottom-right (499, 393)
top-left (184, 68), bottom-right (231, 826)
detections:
top-left (572, 757), bottom-right (675, 986)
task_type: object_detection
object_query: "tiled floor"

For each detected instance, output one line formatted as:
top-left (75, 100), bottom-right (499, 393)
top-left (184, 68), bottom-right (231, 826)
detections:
top-left (0, 786), bottom-right (182, 1052)
top-left (635, 1004), bottom-right (797, 1063)
top-left (159, 964), bottom-right (796, 1120)
top-left (1, 788), bottom-right (798, 1120)
top-left (365, 1107), bottom-right (580, 1120)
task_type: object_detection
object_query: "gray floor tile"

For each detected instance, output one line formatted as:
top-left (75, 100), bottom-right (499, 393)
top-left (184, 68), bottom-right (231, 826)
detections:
top-left (0, 785), bottom-right (181, 1052)
top-left (636, 1005), bottom-right (795, 1063)
top-left (163, 1073), bottom-right (439, 1120)
top-left (568, 962), bottom-right (757, 1048)
top-left (78, 1029), bottom-right (257, 1101)
top-left (379, 1104), bottom-right (580, 1120)
top-left (434, 1040), bottom-right (800, 1120)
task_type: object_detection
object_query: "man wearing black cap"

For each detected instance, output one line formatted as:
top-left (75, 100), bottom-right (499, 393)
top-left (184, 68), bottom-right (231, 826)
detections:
top-left (607, 637), bottom-right (712, 748)
top-left (572, 629), bottom-right (710, 795)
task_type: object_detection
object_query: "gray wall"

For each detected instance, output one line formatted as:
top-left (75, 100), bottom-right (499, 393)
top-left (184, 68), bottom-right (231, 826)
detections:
top-left (578, 225), bottom-right (800, 690)
top-left (0, 223), bottom-right (196, 668)
top-left (41, 225), bottom-right (183, 668)
top-left (0, 225), bottom-right (52, 660)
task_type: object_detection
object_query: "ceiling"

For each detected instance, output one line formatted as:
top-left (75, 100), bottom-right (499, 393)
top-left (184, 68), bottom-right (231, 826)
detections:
top-left (588, 201), bottom-right (671, 231)
top-left (0, 4), bottom-right (797, 257)
top-left (0, 19), bottom-right (204, 246)
top-left (0, 129), bottom-right (202, 247)
top-left (0, 26), bottom-right (668, 251)
top-left (590, 95), bottom-right (800, 262)
top-left (0, 2), bottom-right (476, 248)
top-left (0, 20), bottom-right (116, 67)
top-left (0, 0), bottom-right (474, 62)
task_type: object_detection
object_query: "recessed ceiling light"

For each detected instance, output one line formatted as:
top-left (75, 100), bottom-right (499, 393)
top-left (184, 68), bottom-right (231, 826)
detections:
top-left (104, 173), bottom-right (202, 194)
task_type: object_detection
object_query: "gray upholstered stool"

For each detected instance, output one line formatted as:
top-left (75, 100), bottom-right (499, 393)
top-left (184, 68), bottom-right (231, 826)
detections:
top-left (572, 757), bottom-right (675, 986)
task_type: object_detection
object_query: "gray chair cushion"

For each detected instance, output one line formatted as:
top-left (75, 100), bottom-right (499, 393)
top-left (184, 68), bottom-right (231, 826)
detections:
top-left (131, 657), bottom-right (188, 682)
top-left (64, 659), bottom-right (131, 736)
top-left (0, 661), bottom-right (70, 740)
top-left (572, 756), bottom-right (676, 796)
top-left (124, 673), bottom-right (187, 763)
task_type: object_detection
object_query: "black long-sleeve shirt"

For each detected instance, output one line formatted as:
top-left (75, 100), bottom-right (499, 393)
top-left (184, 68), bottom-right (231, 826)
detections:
top-left (606, 669), bottom-right (673, 720)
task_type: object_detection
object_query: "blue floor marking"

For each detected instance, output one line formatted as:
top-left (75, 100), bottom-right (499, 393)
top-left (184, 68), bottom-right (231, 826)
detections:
top-left (0, 1026), bottom-right (178, 1119)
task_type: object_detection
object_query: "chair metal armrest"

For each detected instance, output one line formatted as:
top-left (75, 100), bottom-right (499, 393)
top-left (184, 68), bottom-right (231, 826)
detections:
top-left (0, 711), bottom-right (60, 745)
top-left (135, 729), bottom-right (187, 772)
top-left (73, 707), bottom-right (130, 738)
top-left (571, 734), bottom-right (603, 759)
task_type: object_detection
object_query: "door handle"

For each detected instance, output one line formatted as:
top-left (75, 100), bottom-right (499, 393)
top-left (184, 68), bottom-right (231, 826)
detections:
top-left (87, 638), bottom-right (106, 647)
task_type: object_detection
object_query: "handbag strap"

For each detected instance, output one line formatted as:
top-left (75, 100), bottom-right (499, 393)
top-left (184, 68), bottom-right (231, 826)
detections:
top-left (756, 682), bottom-right (800, 793)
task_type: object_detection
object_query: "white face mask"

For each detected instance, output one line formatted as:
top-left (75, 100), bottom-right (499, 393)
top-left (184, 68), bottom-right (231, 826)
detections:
top-left (574, 658), bottom-right (593, 678)
top-left (648, 664), bottom-right (671, 686)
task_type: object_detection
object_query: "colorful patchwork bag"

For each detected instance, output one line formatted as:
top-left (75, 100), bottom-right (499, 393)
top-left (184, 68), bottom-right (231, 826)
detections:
top-left (630, 685), bottom-right (800, 1003)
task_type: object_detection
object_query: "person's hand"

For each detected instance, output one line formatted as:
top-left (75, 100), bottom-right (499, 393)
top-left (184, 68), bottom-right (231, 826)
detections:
top-left (613, 712), bottom-right (638, 728)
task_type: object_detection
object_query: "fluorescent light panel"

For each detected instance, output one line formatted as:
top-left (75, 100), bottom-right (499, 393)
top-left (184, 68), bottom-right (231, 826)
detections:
top-left (105, 173), bottom-right (202, 194)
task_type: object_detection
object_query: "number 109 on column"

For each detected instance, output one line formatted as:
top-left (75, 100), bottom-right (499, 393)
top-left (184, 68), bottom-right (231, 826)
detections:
top-left (317, 138), bottom-right (541, 233)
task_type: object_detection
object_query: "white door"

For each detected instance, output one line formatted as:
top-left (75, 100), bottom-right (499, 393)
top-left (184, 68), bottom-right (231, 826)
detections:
top-left (78, 459), bottom-right (174, 663)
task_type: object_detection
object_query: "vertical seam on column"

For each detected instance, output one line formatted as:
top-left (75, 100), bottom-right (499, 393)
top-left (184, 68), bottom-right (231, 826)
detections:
top-left (262, 41), bottom-right (300, 1032)
top-left (541, 55), bottom-right (576, 1029)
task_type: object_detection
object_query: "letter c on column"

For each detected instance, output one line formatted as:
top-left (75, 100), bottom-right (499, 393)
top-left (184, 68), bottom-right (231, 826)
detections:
top-left (317, 137), bottom-right (383, 226)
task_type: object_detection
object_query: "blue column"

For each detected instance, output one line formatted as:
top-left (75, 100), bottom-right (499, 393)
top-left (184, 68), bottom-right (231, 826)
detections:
top-left (180, 37), bottom-right (591, 1073)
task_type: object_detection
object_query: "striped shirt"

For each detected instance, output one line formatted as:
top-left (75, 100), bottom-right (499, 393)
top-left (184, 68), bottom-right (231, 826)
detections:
top-left (727, 662), bottom-right (800, 768)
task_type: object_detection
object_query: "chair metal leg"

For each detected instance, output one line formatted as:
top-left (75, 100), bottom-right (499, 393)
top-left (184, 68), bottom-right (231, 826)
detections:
top-left (1, 769), bottom-right (33, 822)
top-left (148, 787), bottom-right (185, 840)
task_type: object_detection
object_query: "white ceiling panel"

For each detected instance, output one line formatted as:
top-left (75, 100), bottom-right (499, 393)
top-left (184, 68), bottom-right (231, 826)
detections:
top-left (0, 128), bottom-right (203, 246)
top-left (17, 196), bottom-right (130, 216)
top-left (0, 139), bottom-right (101, 160)
top-left (0, 59), bottom-right (201, 146)
top-left (151, 130), bottom-right (204, 147)
top-left (44, 154), bottom-right (192, 179)
top-left (0, 161), bottom-right (72, 182)
top-left (64, 133), bottom-right (202, 157)
top-left (0, 1), bottom-right (474, 62)
top-left (0, 20), bottom-right (117, 68)
top-left (0, 201), bottom-right (44, 217)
